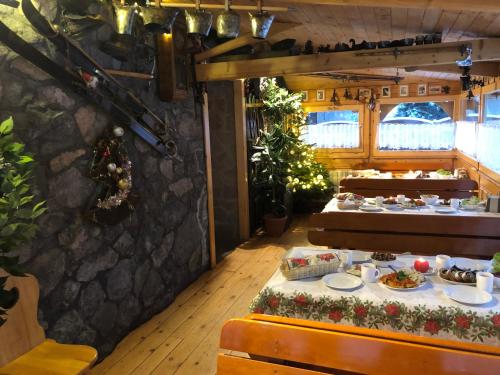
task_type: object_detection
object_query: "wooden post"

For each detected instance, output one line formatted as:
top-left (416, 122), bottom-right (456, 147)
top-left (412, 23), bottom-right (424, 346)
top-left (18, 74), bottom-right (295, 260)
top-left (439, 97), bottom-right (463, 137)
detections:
top-left (234, 80), bottom-right (250, 241)
top-left (202, 92), bottom-right (217, 269)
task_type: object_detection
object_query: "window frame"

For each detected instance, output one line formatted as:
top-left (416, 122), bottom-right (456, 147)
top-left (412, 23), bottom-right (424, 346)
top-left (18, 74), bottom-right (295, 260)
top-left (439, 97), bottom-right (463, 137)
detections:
top-left (371, 96), bottom-right (459, 158)
top-left (302, 103), bottom-right (369, 159)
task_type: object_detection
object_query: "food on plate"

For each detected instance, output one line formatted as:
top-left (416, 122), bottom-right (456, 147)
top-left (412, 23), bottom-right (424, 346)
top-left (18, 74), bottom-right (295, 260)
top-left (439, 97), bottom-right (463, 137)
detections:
top-left (336, 192), bottom-right (364, 201)
top-left (401, 198), bottom-right (426, 208)
top-left (420, 194), bottom-right (439, 205)
top-left (461, 196), bottom-right (482, 209)
top-left (440, 199), bottom-right (451, 206)
top-left (379, 269), bottom-right (425, 289)
top-left (383, 197), bottom-right (398, 205)
top-left (371, 252), bottom-right (396, 261)
top-left (439, 265), bottom-right (477, 283)
top-left (284, 252), bottom-right (340, 269)
top-left (437, 168), bottom-right (452, 176)
top-left (346, 264), bottom-right (362, 277)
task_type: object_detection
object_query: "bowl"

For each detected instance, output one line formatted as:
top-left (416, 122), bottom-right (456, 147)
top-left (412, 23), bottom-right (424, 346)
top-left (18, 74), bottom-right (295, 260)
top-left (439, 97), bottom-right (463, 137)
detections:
top-left (420, 194), bottom-right (439, 205)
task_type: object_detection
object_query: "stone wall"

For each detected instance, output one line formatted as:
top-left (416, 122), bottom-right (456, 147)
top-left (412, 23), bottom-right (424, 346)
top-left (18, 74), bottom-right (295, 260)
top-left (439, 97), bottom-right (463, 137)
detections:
top-left (0, 2), bottom-right (208, 358)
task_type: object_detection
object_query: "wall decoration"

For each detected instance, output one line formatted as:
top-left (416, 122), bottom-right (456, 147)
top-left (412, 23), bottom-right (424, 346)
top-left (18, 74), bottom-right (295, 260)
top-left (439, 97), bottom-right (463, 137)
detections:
top-left (399, 85), bottom-right (409, 97)
top-left (359, 88), bottom-right (371, 98)
top-left (429, 85), bottom-right (442, 95)
top-left (418, 83), bottom-right (427, 96)
top-left (316, 89), bottom-right (325, 101)
top-left (381, 86), bottom-right (391, 98)
top-left (300, 90), bottom-right (309, 102)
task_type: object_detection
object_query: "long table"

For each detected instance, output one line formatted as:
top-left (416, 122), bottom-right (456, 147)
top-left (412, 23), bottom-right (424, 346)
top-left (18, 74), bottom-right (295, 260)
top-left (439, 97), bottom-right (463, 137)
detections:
top-left (308, 198), bottom-right (500, 258)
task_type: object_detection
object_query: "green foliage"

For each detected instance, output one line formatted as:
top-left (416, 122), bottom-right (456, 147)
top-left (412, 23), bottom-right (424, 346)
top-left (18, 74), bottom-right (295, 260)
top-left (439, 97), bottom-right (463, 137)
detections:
top-left (252, 79), bottom-right (333, 215)
top-left (0, 117), bottom-right (46, 326)
top-left (389, 102), bottom-right (450, 120)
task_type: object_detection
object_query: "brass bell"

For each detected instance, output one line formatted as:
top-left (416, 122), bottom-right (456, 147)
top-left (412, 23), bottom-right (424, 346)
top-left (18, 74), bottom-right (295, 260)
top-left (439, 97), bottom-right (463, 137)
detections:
top-left (114, 3), bottom-right (139, 36)
top-left (216, 0), bottom-right (240, 39)
top-left (140, 6), bottom-right (179, 33)
top-left (249, 11), bottom-right (274, 39)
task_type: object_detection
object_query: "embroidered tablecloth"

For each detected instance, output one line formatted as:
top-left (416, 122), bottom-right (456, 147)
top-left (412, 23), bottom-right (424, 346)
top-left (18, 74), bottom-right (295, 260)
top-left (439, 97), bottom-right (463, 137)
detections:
top-left (250, 250), bottom-right (500, 346)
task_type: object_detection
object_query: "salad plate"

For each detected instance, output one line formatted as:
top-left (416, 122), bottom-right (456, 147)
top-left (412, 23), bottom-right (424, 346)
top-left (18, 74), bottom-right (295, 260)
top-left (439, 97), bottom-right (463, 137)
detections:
top-left (322, 273), bottom-right (363, 290)
top-left (378, 269), bottom-right (426, 290)
top-left (435, 207), bottom-right (457, 214)
top-left (443, 285), bottom-right (492, 305)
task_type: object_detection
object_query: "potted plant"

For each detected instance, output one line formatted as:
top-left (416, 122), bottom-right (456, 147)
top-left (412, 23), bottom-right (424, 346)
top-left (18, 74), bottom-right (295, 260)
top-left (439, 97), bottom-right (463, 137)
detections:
top-left (0, 117), bottom-right (46, 326)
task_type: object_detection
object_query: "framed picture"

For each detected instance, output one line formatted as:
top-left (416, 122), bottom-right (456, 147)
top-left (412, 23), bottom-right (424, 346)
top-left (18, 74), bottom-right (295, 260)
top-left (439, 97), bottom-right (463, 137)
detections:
top-left (417, 83), bottom-right (427, 96)
top-left (381, 86), bottom-right (391, 98)
top-left (399, 85), bottom-right (409, 97)
top-left (359, 88), bottom-right (371, 98)
top-left (300, 90), bottom-right (309, 102)
top-left (429, 85), bottom-right (442, 95)
top-left (316, 89), bottom-right (325, 101)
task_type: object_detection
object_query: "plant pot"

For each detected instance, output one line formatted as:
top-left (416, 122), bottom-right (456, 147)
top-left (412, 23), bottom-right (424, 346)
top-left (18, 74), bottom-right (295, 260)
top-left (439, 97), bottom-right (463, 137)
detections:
top-left (263, 214), bottom-right (287, 237)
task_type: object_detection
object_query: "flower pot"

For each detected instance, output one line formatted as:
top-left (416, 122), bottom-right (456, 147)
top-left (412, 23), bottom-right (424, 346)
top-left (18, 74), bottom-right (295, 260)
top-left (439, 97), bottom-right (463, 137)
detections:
top-left (263, 214), bottom-right (287, 237)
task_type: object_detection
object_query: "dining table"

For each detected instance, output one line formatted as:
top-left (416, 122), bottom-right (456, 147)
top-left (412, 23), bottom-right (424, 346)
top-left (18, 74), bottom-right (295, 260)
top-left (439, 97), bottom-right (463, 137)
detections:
top-left (250, 248), bottom-right (500, 347)
top-left (308, 198), bottom-right (500, 258)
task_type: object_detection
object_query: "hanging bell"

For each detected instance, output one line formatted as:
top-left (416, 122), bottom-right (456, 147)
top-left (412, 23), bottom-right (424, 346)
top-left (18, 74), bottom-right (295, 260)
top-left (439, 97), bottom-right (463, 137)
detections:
top-left (185, 8), bottom-right (213, 36)
top-left (249, 12), bottom-right (275, 39)
top-left (100, 3), bottom-right (139, 61)
top-left (216, 0), bottom-right (240, 39)
top-left (114, 3), bottom-right (138, 36)
top-left (140, 6), bottom-right (179, 33)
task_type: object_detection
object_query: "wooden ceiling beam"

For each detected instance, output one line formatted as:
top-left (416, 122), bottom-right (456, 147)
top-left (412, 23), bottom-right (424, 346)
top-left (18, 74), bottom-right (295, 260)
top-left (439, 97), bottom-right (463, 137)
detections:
top-left (270, 0), bottom-right (500, 13)
top-left (196, 38), bottom-right (500, 81)
top-left (405, 62), bottom-right (500, 77)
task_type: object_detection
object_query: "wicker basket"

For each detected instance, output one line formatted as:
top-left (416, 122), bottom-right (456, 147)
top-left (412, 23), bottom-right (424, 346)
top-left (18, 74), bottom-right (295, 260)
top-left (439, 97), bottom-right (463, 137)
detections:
top-left (280, 255), bottom-right (341, 280)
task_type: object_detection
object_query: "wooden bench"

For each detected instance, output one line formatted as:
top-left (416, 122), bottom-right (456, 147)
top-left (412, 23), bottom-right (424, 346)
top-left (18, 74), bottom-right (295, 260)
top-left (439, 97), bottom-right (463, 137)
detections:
top-left (218, 314), bottom-right (500, 375)
top-left (339, 178), bottom-right (479, 199)
top-left (0, 272), bottom-right (97, 374)
top-left (308, 211), bottom-right (500, 258)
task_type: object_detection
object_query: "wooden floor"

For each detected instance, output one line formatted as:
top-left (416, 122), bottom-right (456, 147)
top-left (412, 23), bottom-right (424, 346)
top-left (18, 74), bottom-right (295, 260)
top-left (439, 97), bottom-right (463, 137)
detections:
top-left (92, 217), bottom-right (319, 375)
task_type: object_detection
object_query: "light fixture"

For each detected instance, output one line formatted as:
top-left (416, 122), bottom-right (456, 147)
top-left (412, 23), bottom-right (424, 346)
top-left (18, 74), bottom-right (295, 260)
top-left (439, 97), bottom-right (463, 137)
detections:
top-left (249, 0), bottom-right (274, 39)
top-left (185, 0), bottom-right (213, 37)
top-left (216, 0), bottom-right (240, 39)
top-left (140, 6), bottom-right (179, 34)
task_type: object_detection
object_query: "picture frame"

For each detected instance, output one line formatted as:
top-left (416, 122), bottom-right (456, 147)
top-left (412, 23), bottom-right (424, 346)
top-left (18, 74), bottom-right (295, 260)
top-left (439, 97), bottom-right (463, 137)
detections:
top-left (429, 85), bottom-right (442, 95)
top-left (316, 89), bottom-right (325, 101)
top-left (359, 88), bottom-right (371, 98)
top-left (417, 83), bottom-right (427, 96)
top-left (300, 90), bottom-right (309, 102)
top-left (381, 86), bottom-right (391, 98)
top-left (399, 85), bottom-right (409, 97)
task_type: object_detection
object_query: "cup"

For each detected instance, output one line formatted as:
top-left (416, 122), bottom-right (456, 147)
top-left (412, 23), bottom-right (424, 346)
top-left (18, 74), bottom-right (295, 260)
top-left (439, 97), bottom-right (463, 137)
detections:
top-left (375, 196), bottom-right (384, 207)
top-left (476, 272), bottom-right (494, 293)
top-left (397, 194), bottom-right (406, 204)
top-left (339, 250), bottom-right (353, 268)
top-left (361, 263), bottom-right (380, 283)
top-left (436, 254), bottom-right (453, 271)
top-left (450, 198), bottom-right (460, 210)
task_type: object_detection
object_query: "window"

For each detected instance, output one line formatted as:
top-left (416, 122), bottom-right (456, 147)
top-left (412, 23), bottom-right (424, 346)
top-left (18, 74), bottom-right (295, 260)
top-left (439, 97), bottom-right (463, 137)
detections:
top-left (456, 96), bottom-right (479, 158)
top-left (377, 101), bottom-right (455, 151)
top-left (479, 92), bottom-right (500, 172)
top-left (461, 96), bottom-right (480, 122)
top-left (303, 109), bottom-right (360, 149)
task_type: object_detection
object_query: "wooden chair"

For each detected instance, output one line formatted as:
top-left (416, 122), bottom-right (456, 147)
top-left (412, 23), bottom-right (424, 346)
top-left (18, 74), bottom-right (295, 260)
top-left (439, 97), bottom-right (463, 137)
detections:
top-left (308, 211), bottom-right (500, 258)
top-left (339, 178), bottom-right (479, 199)
top-left (218, 314), bottom-right (500, 375)
top-left (0, 272), bottom-right (97, 374)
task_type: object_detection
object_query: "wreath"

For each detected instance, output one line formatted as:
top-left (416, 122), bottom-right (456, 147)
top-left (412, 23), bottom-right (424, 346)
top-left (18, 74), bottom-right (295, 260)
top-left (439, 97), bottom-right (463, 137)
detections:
top-left (88, 126), bottom-right (134, 224)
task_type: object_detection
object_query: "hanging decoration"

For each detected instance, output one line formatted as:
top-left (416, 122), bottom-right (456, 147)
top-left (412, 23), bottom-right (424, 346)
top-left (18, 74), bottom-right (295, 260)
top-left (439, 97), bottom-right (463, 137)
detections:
top-left (330, 89), bottom-right (340, 105)
top-left (368, 90), bottom-right (376, 111)
top-left (140, 5), bottom-right (179, 34)
top-left (216, 0), bottom-right (240, 38)
top-left (88, 127), bottom-right (134, 223)
top-left (249, 0), bottom-right (275, 39)
top-left (185, 0), bottom-right (213, 36)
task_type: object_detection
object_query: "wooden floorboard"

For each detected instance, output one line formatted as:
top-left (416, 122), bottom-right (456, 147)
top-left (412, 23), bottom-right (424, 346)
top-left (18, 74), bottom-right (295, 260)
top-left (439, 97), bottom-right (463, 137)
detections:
top-left (92, 216), bottom-right (320, 375)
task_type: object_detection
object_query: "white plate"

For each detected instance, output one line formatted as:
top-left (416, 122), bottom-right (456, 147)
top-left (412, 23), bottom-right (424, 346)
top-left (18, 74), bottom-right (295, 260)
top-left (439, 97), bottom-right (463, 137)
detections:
top-left (411, 266), bottom-right (435, 276)
top-left (352, 250), bottom-right (372, 263)
top-left (444, 285), bottom-right (492, 305)
top-left (322, 273), bottom-right (363, 290)
top-left (359, 205), bottom-right (383, 212)
top-left (438, 274), bottom-right (476, 286)
top-left (435, 207), bottom-right (457, 214)
top-left (453, 258), bottom-right (489, 271)
top-left (379, 279), bottom-right (427, 291)
top-left (383, 204), bottom-right (402, 210)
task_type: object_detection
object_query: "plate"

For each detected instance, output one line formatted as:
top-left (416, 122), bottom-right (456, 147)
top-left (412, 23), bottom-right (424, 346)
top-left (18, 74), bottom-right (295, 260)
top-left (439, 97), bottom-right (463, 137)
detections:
top-left (379, 278), bottom-right (427, 291)
top-left (352, 250), bottom-right (372, 263)
top-left (359, 205), bottom-right (383, 212)
top-left (322, 273), bottom-right (363, 290)
top-left (444, 285), bottom-right (492, 305)
top-left (454, 258), bottom-right (489, 271)
top-left (411, 266), bottom-right (435, 275)
top-left (435, 207), bottom-right (457, 214)
top-left (371, 259), bottom-right (397, 267)
top-left (383, 204), bottom-right (402, 210)
top-left (438, 274), bottom-right (475, 286)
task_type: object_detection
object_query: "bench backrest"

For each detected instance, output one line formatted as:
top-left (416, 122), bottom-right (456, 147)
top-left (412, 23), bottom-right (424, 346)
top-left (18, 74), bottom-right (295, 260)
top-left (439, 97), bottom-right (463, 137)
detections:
top-left (0, 271), bottom-right (45, 367)
top-left (218, 315), bottom-right (500, 375)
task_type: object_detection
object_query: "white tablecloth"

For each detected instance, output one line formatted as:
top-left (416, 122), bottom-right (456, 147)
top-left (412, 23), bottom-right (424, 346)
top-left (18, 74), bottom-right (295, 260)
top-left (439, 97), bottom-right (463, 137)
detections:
top-left (251, 249), bottom-right (500, 346)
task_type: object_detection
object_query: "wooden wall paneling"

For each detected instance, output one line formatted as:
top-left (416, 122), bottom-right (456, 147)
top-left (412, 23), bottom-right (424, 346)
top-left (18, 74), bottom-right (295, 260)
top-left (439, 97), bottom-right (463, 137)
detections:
top-left (233, 80), bottom-right (250, 241)
top-left (202, 92), bottom-right (217, 269)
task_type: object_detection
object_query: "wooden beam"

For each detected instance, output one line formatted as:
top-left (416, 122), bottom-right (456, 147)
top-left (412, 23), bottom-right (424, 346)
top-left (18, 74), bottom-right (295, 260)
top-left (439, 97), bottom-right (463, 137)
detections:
top-left (406, 62), bottom-right (500, 77)
top-left (270, 0), bottom-right (500, 13)
top-left (194, 22), bottom-right (300, 63)
top-left (196, 39), bottom-right (500, 81)
top-left (233, 80), bottom-right (250, 241)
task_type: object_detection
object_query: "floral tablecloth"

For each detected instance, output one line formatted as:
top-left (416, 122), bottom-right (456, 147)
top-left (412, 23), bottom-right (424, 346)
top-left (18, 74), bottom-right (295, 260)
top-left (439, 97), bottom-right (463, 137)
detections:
top-left (250, 251), bottom-right (500, 346)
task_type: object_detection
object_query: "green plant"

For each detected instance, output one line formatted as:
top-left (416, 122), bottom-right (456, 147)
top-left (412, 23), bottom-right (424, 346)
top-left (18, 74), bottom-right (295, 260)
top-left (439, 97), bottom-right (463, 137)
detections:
top-left (0, 117), bottom-right (46, 326)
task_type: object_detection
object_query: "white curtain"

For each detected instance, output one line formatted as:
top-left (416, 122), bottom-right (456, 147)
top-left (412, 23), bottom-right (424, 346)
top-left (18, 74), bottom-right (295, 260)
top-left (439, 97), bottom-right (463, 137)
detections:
top-left (303, 123), bottom-right (360, 148)
top-left (477, 121), bottom-right (500, 173)
top-left (378, 122), bottom-right (455, 151)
